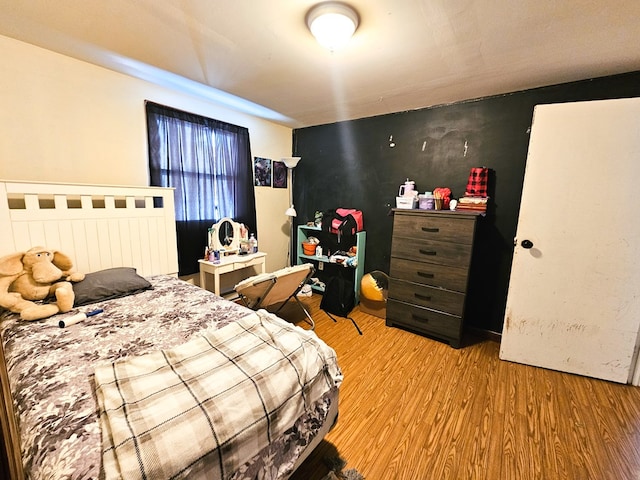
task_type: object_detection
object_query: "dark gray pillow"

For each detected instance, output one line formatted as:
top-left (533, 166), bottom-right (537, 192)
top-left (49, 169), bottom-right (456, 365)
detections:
top-left (73, 267), bottom-right (152, 306)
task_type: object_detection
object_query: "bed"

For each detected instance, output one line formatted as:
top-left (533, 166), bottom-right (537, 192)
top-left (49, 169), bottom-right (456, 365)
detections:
top-left (0, 180), bottom-right (342, 480)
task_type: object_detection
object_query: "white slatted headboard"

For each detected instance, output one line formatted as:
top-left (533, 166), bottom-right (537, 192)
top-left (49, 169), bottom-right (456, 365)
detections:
top-left (0, 180), bottom-right (178, 277)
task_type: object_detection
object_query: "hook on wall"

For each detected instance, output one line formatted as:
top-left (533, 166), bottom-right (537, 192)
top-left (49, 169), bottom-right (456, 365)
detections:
top-left (389, 135), bottom-right (395, 148)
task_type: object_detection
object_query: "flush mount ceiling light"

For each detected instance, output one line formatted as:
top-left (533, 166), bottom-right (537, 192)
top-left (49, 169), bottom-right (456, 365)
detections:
top-left (306, 2), bottom-right (359, 51)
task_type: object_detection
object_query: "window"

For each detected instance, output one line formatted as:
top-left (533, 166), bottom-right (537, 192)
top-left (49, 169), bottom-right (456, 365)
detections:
top-left (146, 102), bottom-right (256, 275)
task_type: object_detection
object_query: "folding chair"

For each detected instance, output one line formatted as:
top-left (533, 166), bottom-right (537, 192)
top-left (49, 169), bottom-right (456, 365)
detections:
top-left (234, 263), bottom-right (316, 329)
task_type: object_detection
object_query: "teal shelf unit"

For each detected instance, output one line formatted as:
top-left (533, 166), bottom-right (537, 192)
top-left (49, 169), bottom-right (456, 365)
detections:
top-left (296, 224), bottom-right (366, 303)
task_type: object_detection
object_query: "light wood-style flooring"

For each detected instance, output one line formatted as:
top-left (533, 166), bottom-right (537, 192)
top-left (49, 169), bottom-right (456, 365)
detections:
top-left (278, 294), bottom-right (640, 480)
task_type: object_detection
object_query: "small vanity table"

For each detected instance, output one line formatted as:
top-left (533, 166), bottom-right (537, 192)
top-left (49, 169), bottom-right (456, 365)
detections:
top-left (198, 217), bottom-right (266, 297)
top-left (199, 252), bottom-right (266, 297)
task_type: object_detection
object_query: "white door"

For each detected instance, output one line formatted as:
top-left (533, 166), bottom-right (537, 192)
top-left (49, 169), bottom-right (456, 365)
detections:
top-left (500, 98), bottom-right (640, 384)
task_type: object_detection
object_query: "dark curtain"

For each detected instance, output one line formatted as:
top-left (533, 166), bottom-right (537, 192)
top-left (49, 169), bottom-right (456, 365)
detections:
top-left (146, 101), bottom-right (257, 275)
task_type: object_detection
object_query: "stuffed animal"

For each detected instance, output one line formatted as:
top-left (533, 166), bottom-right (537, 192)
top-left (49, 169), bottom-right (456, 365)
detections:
top-left (0, 247), bottom-right (85, 321)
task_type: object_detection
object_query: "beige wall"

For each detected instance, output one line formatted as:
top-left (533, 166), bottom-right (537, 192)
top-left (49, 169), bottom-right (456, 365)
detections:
top-left (0, 35), bottom-right (291, 273)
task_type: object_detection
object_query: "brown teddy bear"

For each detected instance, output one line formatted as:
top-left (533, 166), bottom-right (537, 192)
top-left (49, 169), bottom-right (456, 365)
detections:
top-left (0, 247), bottom-right (85, 321)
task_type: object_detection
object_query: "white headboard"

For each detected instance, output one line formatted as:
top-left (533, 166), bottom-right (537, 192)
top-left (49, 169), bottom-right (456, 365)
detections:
top-left (0, 180), bottom-right (178, 277)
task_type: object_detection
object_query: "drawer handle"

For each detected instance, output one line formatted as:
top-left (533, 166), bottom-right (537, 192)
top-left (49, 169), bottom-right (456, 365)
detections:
top-left (417, 271), bottom-right (434, 279)
top-left (419, 249), bottom-right (437, 256)
top-left (411, 313), bottom-right (430, 323)
top-left (414, 293), bottom-right (432, 302)
top-left (422, 227), bottom-right (440, 233)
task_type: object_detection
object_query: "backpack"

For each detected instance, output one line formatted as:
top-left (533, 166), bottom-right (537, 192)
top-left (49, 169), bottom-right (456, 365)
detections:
top-left (322, 208), bottom-right (364, 247)
top-left (320, 275), bottom-right (355, 317)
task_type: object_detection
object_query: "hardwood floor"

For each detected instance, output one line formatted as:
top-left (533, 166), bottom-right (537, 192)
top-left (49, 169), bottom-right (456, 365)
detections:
top-left (280, 294), bottom-right (640, 480)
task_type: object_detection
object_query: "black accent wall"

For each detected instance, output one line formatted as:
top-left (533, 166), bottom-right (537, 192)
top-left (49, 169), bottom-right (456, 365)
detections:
top-left (292, 71), bottom-right (640, 333)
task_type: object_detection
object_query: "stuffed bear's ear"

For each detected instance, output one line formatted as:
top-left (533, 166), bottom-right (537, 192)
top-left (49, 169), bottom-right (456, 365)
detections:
top-left (0, 252), bottom-right (26, 276)
top-left (51, 251), bottom-right (74, 271)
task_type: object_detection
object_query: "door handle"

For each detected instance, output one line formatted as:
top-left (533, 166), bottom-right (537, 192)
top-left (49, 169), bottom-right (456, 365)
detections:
top-left (521, 239), bottom-right (534, 249)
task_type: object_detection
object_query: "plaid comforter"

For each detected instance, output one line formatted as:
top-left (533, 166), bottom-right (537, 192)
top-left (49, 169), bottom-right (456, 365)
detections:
top-left (94, 309), bottom-right (342, 480)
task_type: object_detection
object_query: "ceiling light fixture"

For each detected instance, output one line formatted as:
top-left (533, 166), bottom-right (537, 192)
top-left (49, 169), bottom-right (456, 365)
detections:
top-left (306, 2), bottom-right (359, 51)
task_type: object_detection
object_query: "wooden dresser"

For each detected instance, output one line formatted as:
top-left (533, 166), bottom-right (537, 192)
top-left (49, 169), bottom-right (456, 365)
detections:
top-left (386, 209), bottom-right (479, 348)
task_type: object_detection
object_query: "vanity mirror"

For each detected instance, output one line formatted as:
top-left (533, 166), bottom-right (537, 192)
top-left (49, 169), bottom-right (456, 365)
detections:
top-left (209, 217), bottom-right (241, 254)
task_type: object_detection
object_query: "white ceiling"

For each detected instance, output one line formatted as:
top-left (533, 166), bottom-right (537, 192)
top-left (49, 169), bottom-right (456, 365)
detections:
top-left (1, 0), bottom-right (639, 128)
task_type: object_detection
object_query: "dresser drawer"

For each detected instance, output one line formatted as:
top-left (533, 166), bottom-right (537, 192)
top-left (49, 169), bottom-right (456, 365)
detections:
top-left (388, 278), bottom-right (465, 316)
top-left (391, 237), bottom-right (472, 267)
top-left (390, 257), bottom-right (469, 292)
top-left (393, 213), bottom-right (475, 244)
top-left (386, 299), bottom-right (462, 341)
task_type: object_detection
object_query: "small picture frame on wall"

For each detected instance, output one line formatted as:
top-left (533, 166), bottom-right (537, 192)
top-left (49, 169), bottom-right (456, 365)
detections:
top-left (272, 160), bottom-right (287, 189)
top-left (254, 157), bottom-right (272, 187)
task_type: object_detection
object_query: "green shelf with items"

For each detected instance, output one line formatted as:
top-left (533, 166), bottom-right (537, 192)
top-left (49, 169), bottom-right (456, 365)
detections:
top-left (296, 224), bottom-right (366, 303)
